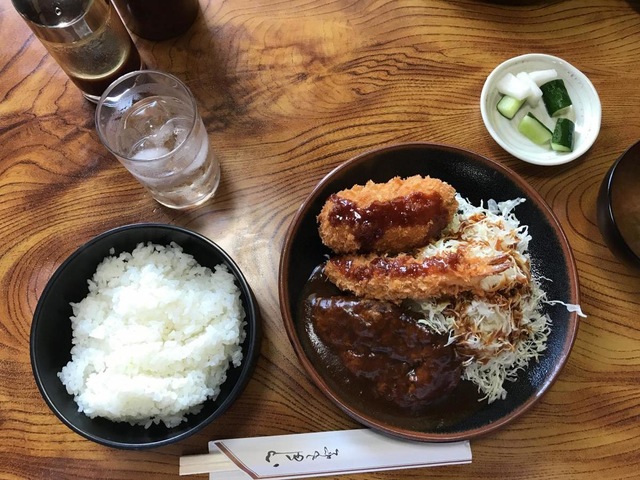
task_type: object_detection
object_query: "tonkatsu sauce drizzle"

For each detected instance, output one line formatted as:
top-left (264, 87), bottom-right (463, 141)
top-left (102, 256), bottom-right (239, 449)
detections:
top-left (327, 192), bottom-right (449, 250)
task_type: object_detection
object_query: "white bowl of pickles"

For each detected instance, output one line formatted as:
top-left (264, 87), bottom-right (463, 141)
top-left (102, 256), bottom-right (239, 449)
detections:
top-left (480, 53), bottom-right (601, 166)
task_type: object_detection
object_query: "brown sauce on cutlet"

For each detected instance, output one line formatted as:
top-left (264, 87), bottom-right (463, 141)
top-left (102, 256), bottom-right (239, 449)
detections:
top-left (327, 192), bottom-right (450, 251)
top-left (329, 252), bottom-right (461, 281)
top-left (307, 295), bottom-right (461, 408)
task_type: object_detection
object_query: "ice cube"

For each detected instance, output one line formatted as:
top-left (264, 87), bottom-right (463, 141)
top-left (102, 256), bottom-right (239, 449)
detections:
top-left (122, 97), bottom-right (173, 136)
top-left (132, 147), bottom-right (171, 160)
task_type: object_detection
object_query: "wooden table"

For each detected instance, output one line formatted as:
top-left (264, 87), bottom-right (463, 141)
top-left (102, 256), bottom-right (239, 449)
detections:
top-left (1, 0), bottom-right (639, 478)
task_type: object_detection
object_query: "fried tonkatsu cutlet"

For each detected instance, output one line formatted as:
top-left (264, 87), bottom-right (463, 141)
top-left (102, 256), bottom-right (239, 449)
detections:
top-left (323, 241), bottom-right (529, 302)
top-left (317, 175), bottom-right (458, 254)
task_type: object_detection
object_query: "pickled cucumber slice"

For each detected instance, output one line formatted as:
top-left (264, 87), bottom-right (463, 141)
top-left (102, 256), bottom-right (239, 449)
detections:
top-left (540, 79), bottom-right (573, 117)
top-left (497, 95), bottom-right (525, 119)
top-left (518, 113), bottom-right (553, 145)
top-left (551, 118), bottom-right (575, 152)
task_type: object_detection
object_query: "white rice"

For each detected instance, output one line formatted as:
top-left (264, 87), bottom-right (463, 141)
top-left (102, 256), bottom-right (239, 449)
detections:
top-left (58, 241), bottom-right (246, 428)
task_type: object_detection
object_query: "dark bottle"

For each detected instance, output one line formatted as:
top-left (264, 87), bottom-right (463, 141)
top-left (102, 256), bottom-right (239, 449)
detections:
top-left (12, 0), bottom-right (143, 103)
top-left (112, 0), bottom-right (200, 41)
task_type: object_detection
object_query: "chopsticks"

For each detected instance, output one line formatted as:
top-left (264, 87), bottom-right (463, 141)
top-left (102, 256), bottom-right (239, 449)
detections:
top-left (179, 429), bottom-right (472, 478)
top-left (179, 451), bottom-right (238, 476)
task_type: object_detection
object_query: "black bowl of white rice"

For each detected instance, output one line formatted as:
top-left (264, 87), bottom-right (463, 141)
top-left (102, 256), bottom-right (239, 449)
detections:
top-left (30, 223), bottom-right (261, 449)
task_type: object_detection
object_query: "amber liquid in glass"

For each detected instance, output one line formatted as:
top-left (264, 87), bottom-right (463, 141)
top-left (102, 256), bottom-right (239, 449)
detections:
top-left (36, 0), bottom-right (142, 100)
top-left (113, 0), bottom-right (199, 40)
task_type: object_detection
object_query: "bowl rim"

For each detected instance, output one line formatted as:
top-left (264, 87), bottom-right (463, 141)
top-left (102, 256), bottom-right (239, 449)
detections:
top-left (597, 140), bottom-right (640, 268)
top-left (480, 53), bottom-right (601, 166)
top-left (30, 222), bottom-right (262, 449)
top-left (278, 142), bottom-right (581, 442)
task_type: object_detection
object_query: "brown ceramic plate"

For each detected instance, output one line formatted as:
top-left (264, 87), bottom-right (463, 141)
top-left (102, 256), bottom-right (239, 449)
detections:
top-left (278, 142), bottom-right (580, 442)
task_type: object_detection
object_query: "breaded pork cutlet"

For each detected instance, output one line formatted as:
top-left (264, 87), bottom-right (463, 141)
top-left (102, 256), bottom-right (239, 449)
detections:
top-left (323, 241), bottom-right (529, 302)
top-left (317, 175), bottom-right (458, 254)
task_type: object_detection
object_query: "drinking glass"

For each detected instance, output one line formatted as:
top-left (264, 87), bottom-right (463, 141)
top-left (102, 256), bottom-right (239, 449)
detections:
top-left (11, 0), bottom-right (142, 103)
top-left (95, 70), bottom-right (221, 209)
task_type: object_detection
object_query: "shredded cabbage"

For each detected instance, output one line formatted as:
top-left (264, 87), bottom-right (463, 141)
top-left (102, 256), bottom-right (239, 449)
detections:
top-left (412, 195), bottom-right (563, 403)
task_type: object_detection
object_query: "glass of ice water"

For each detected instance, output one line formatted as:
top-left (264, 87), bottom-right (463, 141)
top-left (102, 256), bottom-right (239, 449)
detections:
top-left (95, 70), bottom-right (221, 209)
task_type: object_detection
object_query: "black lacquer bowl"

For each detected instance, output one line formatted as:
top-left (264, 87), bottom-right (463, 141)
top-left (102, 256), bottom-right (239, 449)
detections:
top-left (31, 223), bottom-right (261, 449)
top-left (279, 143), bottom-right (580, 442)
top-left (597, 140), bottom-right (640, 269)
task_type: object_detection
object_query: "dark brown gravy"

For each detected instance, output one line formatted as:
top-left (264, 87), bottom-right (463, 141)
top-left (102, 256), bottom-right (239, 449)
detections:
top-left (297, 265), bottom-right (484, 430)
top-left (308, 295), bottom-right (461, 408)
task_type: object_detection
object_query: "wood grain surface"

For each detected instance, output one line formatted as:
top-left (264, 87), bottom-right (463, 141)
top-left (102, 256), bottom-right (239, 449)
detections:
top-left (1, 0), bottom-right (639, 478)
